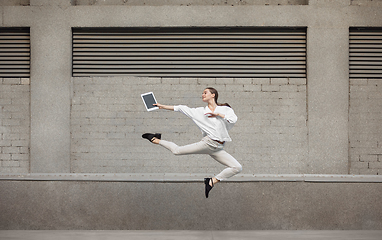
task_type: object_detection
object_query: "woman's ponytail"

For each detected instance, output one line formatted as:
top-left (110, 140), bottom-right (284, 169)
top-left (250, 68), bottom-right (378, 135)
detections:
top-left (218, 102), bottom-right (231, 108)
top-left (206, 87), bottom-right (231, 108)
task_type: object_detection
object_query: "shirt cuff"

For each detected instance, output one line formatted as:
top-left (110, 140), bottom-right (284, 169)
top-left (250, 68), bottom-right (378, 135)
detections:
top-left (173, 105), bottom-right (180, 112)
top-left (224, 116), bottom-right (234, 123)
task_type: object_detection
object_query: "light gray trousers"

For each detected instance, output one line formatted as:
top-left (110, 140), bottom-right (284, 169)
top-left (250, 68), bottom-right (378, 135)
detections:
top-left (159, 136), bottom-right (242, 180)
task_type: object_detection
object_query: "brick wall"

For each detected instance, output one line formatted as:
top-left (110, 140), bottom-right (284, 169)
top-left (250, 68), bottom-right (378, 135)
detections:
top-left (349, 79), bottom-right (382, 175)
top-left (0, 78), bottom-right (30, 173)
top-left (71, 76), bottom-right (307, 174)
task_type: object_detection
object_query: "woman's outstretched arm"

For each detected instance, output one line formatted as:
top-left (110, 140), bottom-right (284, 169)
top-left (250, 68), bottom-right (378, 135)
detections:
top-left (154, 103), bottom-right (174, 111)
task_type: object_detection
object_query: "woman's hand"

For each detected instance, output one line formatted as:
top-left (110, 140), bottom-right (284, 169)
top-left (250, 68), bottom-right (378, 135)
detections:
top-left (205, 112), bottom-right (225, 118)
top-left (154, 103), bottom-right (174, 111)
top-left (154, 103), bottom-right (165, 109)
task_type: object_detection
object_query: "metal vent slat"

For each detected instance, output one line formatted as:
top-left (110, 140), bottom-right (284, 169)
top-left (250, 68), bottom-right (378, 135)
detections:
top-left (350, 27), bottom-right (382, 79)
top-left (73, 27), bottom-right (306, 78)
top-left (73, 61), bottom-right (306, 65)
top-left (74, 48), bottom-right (306, 52)
top-left (74, 65), bottom-right (306, 69)
top-left (73, 56), bottom-right (305, 61)
top-left (0, 27), bottom-right (30, 78)
top-left (73, 44), bottom-right (306, 48)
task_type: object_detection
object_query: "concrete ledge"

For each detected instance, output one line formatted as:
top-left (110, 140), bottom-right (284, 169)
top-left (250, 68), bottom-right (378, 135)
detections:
top-left (1, 230), bottom-right (382, 240)
top-left (1, 173), bottom-right (381, 183)
top-left (1, 180), bottom-right (381, 229)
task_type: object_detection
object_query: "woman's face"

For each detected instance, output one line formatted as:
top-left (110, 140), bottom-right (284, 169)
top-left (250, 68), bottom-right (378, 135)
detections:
top-left (202, 89), bottom-right (215, 103)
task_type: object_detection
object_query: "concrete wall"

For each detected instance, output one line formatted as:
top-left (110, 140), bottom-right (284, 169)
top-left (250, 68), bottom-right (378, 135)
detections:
top-left (2, 0), bottom-right (382, 175)
top-left (1, 180), bottom-right (381, 230)
top-left (1, 0), bottom-right (382, 230)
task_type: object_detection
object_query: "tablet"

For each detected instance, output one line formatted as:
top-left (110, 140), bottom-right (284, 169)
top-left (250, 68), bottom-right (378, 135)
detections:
top-left (141, 92), bottom-right (159, 111)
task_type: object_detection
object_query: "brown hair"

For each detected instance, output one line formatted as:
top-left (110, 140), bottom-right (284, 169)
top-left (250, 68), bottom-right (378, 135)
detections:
top-left (205, 87), bottom-right (231, 108)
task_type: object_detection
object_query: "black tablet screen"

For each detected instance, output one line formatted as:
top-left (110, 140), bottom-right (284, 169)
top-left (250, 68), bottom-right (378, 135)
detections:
top-left (143, 93), bottom-right (157, 110)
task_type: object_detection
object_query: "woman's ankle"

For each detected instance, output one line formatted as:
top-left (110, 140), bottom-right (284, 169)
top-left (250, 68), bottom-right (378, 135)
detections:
top-left (212, 177), bottom-right (220, 185)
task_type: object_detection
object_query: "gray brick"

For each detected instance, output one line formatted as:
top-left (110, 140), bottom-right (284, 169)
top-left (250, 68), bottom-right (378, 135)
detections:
top-left (11, 154), bottom-right (29, 161)
top-left (288, 92), bottom-right (306, 99)
top-left (368, 91), bottom-right (382, 99)
top-left (19, 161), bottom-right (29, 168)
top-left (227, 85), bottom-right (244, 92)
top-left (11, 97), bottom-right (30, 105)
top-left (146, 78), bottom-right (161, 85)
top-left (269, 92), bottom-right (289, 99)
top-left (11, 140), bottom-right (29, 147)
top-left (357, 140), bottom-right (378, 148)
top-left (2, 119), bottom-right (20, 126)
top-left (0, 85), bottom-right (12, 92)
top-left (80, 97), bottom-right (99, 104)
top-left (1, 161), bottom-right (20, 167)
top-left (3, 105), bottom-right (28, 113)
top-left (350, 79), bottom-right (368, 85)
top-left (99, 111), bottom-right (118, 118)
top-left (2, 78), bottom-right (21, 85)
top-left (262, 85), bottom-right (280, 92)
top-left (252, 78), bottom-right (270, 85)
top-left (11, 85), bottom-right (29, 92)
top-left (271, 78), bottom-right (288, 85)
top-left (2, 146), bottom-right (20, 154)
top-left (161, 78), bottom-right (179, 85)
top-left (358, 168), bottom-right (379, 175)
top-left (360, 154), bottom-right (379, 162)
top-left (351, 85), bottom-right (378, 92)
top-left (297, 85), bottom-right (306, 92)
top-left (367, 80), bottom-right (382, 86)
top-left (93, 77), bottom-right (122, 85)
top-left (21, 78), bottom-right (30, 85)
top-left (99, 97), bottom-right (123, 105)
top-left (369, 161), bottom-right (382, 169)
top-left (107, 132), bottom-right (125, 139)
top-left (280, 85), bottom-right (298, 92)
top-left (198, 78), bottom-right (216, 85)
top-left (218, 78), bottom-right (234, 85)
top-left (288, 78), bottom-right (306, 85)
top-left (350, 161), bottom-right (369, 169)
top-left (0, 154), bottom-right (11, 160)
top-left (243, 84), bottom-right (261, 92)
top-left (0, 140), bottom-right (11, 146)
top-left (349, 168), bottom-right (360, 175)
top-left (174, 84), bottom-right (191, 91)
top-left (19, 147), bottom-right (29, 154)
top-left (234, 78), bottom-right (252, 85)
top-left (0, 99), bottom-right (12, 105)
top-left (262, 98), bottom-right (280, 106)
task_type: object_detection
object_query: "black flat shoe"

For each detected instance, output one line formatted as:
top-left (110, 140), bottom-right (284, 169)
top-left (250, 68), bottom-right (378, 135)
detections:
top-left (204, 178), bottom-right (214, 198)
top-left (142, 133), bottom-right (161, 142)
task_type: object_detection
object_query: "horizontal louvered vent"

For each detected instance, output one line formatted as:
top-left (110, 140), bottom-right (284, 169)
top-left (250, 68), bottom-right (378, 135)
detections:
top-left (73, 27), bottom-right (306, 78)
top-left (0, 28), bottom-right (30, 78)
top-left (350, 27), bottom-right (382, 79)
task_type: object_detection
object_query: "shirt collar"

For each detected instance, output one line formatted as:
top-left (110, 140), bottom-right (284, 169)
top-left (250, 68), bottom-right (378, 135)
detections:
top-left (204, 105), bottom-right (223, 113)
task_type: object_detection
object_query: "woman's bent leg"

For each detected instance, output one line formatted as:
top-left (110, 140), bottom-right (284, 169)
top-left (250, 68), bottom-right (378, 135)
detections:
top-left (159, 139), bottom-right (211, 155)
top-left (210, 150), bottom-right (242, 180)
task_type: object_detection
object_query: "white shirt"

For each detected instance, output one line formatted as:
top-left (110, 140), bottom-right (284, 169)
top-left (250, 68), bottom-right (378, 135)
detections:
top-left (174, 105), bottom-right (238, 142)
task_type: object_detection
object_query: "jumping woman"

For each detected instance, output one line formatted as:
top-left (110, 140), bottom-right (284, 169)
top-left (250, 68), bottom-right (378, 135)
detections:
top-left (142, 87), bottom-right (242, 198)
